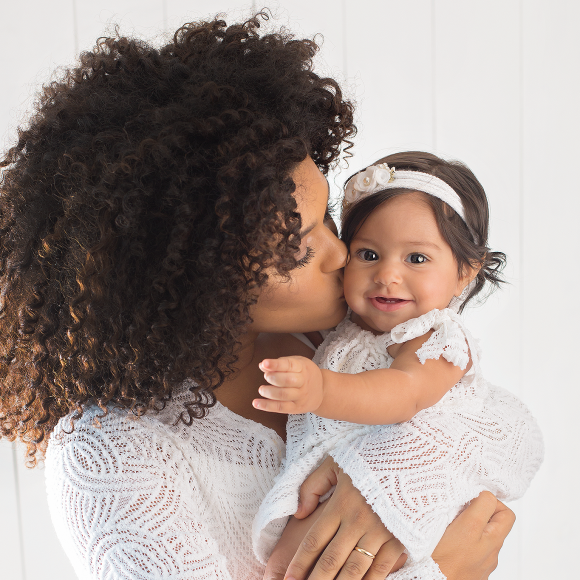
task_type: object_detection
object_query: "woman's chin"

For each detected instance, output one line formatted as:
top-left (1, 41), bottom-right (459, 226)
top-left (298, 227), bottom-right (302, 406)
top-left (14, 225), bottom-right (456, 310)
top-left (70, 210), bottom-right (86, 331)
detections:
top-left (314, 300), bottom-right (348, 331)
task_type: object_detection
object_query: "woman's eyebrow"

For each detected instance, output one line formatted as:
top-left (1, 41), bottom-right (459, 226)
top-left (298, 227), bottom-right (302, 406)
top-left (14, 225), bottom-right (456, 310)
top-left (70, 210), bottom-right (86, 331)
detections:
top-left (300, 222), bottom-right (317, 237)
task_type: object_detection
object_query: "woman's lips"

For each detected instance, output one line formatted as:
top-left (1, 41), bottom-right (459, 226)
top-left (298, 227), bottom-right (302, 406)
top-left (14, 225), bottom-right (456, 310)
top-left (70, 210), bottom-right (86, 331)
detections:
top-left (369, 296), bottom-right (411, 312)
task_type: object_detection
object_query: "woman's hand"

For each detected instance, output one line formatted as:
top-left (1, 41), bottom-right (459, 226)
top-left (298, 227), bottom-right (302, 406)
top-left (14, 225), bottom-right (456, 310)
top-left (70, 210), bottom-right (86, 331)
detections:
top-left (432, 491), bottom-right (516, 580)
top-left (264, 458), bottom-right (516, 580)
top-left (264, 457), bottom-right (406, 580)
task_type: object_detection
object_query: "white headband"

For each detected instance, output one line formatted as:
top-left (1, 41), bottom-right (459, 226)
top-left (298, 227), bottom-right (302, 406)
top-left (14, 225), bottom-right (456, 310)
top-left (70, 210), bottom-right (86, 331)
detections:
top-left (344, 163), bottom-right (470, 228)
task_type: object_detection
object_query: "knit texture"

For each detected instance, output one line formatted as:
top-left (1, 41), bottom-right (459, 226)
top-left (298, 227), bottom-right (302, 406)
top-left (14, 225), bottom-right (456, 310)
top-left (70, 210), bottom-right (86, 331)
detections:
top-left (45, 385), bottom-right (285, 580)
top-left (253, 309), bottom-right (544, 577)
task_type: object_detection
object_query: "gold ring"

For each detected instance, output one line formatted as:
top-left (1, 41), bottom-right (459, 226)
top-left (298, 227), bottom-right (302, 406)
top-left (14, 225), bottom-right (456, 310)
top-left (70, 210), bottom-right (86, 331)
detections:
top-left (353, 546), bottom-right (375, 559)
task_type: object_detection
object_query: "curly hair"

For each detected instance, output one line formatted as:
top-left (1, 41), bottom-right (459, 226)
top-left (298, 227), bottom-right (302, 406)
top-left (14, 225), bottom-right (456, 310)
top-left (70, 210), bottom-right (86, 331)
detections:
top-left (341, 152), bottom-right (506, 311)
top-left (0, 12), bottom-right (355, 464)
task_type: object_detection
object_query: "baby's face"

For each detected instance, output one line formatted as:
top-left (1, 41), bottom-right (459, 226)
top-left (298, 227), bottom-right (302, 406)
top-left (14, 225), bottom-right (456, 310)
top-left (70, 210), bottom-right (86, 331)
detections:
top-left (344, 192), bottom-right (467, 333)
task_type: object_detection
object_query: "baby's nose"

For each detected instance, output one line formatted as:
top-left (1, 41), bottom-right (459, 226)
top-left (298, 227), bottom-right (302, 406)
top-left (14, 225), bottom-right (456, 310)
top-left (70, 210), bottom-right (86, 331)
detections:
top-left (373, 262), bottom-right (403, 286)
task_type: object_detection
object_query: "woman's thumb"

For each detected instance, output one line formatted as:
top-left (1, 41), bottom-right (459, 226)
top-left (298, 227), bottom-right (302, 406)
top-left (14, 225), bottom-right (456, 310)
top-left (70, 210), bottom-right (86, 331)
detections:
top-left (294, 457), bottom-right (338, 519)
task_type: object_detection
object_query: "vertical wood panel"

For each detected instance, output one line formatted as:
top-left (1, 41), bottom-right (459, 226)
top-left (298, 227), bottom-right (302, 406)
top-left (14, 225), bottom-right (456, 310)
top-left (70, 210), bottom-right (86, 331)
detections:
top-left (165, 0), bottom-right (254, 35)
top-left (0, 1), bottom-right (75, 152)
top-left (75, 0), bottom-right (165, 51)
top-left (434, 0), bottom-right (523, 395)
top-left (521, 1), bottom-right (580, 578)
top-left (343, 0), bottom-right (433, 176)
top-left (1, 6), bottom-right (79, 579)
top-left (0, 441), bottom-right (24, 580)
top-left (434, 3), bottom-right (524, 577)
top-left (14, 449), bottom-right (77, 580)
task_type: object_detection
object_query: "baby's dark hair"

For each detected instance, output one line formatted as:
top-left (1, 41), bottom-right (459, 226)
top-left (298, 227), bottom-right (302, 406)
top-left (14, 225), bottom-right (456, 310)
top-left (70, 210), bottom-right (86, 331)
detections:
top-left (341, 151), bottom-right (506, 311)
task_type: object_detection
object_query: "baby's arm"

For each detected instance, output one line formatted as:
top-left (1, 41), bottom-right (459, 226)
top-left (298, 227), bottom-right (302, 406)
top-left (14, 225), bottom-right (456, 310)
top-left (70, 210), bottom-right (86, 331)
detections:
top-left (254, 331), bottom-right (469, 424)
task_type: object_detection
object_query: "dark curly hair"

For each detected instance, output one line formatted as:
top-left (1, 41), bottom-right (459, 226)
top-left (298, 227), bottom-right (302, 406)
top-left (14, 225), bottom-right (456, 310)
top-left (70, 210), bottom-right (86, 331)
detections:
top-left (0, 12), bottom-right (355, 464)
top-left (341, 152), bottom-right (506, 311)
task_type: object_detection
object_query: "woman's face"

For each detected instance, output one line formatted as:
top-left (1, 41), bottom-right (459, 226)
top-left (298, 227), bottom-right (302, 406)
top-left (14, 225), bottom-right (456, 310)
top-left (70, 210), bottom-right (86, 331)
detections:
top-left (249, 156), bottom-right (348, 334)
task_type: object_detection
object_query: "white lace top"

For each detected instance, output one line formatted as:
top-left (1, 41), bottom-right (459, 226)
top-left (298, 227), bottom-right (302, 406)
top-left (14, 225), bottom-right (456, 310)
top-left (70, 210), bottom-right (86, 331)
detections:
top-left (253, 309), bottom-right (544, 579)
top-left (45, 387), bottom-right (286, 580)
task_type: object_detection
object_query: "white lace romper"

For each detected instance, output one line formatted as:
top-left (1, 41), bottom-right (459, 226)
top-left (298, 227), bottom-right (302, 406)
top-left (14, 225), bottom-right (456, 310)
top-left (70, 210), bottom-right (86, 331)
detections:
top-left (253, 308), bottom-right (544, 579)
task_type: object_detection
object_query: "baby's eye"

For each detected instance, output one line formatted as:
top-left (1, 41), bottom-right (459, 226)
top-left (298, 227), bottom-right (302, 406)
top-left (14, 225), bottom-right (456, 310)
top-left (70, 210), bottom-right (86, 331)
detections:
top-left (357, 249), bottom-right (379, 261)
top-left (406, 253), bottom-right (428, 264)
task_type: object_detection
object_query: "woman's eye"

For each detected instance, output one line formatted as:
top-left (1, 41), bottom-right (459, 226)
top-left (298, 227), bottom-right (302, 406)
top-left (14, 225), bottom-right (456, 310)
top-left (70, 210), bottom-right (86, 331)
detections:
top-left (407, 253), bottom-right (428, 264)
top-left (357, 249), bottom-right (379, 261)
top-left (296, 246), bottom-right (315, 268)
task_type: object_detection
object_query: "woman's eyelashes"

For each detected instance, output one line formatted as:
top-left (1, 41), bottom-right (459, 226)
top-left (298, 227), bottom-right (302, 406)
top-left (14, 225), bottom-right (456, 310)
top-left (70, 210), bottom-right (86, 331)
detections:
top-left (296, 246), bottom-right (315, 268)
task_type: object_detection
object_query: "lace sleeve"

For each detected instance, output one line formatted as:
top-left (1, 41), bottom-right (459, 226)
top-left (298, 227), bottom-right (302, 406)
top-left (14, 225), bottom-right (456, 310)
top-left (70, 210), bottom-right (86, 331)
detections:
top-left (45, 410), bottom-right (233, 580)
top-left (328, 383), bottom-right (543, 564)
top-left (390, 308), bottom-right (477, 370)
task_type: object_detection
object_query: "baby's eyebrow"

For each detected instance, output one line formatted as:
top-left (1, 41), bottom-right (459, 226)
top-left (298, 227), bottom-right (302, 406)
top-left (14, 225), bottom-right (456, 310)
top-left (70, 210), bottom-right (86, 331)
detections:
top-left (406, 241), bottom-right (443, 250)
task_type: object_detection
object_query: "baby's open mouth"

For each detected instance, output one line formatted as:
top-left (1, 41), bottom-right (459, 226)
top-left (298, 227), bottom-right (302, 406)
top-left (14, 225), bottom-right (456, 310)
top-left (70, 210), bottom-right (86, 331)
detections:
top-left (369, 296), bottom-right (411, 312)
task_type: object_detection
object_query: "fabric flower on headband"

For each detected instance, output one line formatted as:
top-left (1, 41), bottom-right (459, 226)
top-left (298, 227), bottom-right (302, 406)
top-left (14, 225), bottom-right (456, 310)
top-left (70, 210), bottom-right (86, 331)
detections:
top-left (344, 163), bottom-right (395, 205)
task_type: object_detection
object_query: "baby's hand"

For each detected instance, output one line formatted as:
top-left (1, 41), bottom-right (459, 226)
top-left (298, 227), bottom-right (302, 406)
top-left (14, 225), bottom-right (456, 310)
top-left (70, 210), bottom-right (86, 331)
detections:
top-left (253, 356), bottom-right (324, 414)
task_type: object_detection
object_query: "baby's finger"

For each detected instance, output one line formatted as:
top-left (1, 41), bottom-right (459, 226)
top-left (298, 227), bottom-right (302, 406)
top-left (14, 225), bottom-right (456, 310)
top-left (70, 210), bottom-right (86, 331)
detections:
top-left (252, 398), bottom-right (298, 414)
top-left (258, 384), bottom-right (302, 401)
top-left (259, 356), bottom-right (305, 374)
top-left (263, 371), bottom-right (304, 388)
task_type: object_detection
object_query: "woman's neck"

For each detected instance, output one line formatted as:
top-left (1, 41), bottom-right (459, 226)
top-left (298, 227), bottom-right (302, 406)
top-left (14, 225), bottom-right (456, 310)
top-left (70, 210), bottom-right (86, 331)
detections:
top-left (214, 331), bottom-right (315, 441)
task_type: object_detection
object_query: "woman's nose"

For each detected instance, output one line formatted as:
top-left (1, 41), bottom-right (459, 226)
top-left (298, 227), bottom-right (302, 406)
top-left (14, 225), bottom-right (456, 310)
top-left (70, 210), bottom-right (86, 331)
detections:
top-left (322, 230), bottom-right (348, 273)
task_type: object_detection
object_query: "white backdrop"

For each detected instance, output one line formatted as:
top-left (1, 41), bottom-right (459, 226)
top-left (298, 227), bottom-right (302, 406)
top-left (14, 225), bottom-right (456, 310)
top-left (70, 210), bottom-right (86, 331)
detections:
top-left (1, 1), bottom-right (578, 579)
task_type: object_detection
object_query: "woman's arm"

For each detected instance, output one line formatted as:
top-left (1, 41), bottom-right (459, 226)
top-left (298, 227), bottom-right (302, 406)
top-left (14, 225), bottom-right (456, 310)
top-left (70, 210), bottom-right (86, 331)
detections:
top-left (264, 459), bottom-right (514, 580)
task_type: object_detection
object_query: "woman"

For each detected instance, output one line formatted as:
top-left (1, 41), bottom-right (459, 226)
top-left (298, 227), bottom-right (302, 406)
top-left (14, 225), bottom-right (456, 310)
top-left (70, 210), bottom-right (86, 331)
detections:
top-left (0, 12), bottom-right (514, 580)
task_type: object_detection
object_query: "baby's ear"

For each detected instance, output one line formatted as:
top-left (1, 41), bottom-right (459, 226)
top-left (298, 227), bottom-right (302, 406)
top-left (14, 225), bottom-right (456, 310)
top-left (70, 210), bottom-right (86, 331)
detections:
top-left (456, 262), bottom-right (481, 295)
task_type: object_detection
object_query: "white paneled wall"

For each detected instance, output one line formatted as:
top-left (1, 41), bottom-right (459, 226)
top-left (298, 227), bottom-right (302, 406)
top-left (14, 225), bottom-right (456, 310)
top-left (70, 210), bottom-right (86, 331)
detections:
top-left (1, 1), bottom-right (578, 579)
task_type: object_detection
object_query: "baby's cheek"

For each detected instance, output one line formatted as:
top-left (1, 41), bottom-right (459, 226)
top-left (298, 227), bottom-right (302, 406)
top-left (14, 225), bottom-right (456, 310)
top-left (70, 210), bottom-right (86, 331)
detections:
top-left (342, 267), bottom-right (361, 310)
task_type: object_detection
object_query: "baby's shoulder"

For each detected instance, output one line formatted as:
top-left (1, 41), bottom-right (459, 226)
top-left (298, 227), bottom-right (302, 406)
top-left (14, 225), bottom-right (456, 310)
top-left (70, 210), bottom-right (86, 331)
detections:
top-left (391, 308), bottom-right (478, 371)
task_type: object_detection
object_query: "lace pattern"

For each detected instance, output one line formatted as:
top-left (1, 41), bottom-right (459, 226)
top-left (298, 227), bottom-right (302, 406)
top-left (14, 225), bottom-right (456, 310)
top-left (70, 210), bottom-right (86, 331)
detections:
top-left (253, 310), bottom-right (543, 576)
top-left (46, 385), bottom-right (285, 580)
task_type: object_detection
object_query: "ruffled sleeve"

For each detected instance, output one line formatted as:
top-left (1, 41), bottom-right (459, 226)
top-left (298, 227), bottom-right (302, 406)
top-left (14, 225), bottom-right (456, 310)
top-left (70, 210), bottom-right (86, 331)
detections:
top-left (390, 308), bottom-right (480, 371)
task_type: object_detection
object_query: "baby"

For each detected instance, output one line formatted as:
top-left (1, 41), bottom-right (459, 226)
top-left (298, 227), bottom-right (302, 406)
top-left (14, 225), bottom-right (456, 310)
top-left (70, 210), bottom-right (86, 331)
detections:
top-left (251, 152), bottom-right (544, 579)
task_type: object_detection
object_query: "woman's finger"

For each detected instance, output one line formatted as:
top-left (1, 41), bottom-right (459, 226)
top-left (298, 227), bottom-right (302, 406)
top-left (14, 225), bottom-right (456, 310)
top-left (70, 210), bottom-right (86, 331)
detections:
top-left (334, 533), bottom-right (398, 580)
top-left (363, 537), bottom-right (406, 580)
top-left (482, 499), bottom-right (515, 544)
top-left (304, 528), bottom-right (368, 580)
top-left (284, 507), bottom-right (342, 580)
top-left (295, 457), bottom-right (338, 519)
top-left (333, 547), bottom-right (374, 580)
